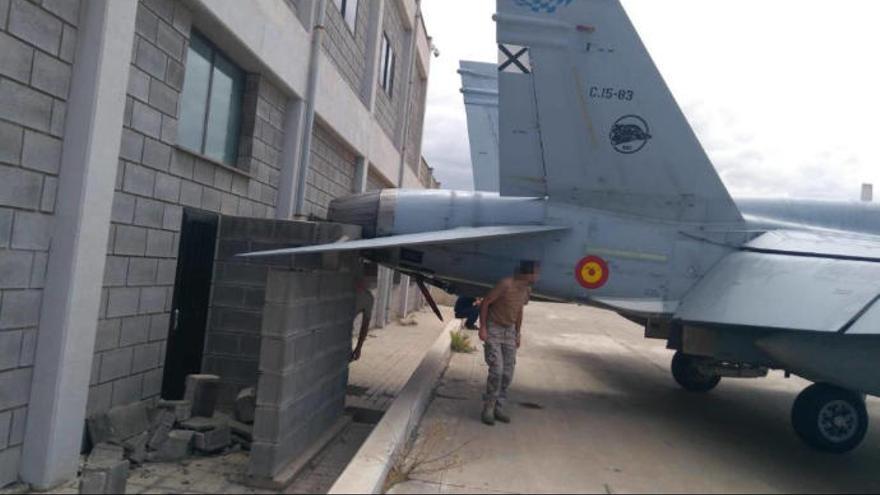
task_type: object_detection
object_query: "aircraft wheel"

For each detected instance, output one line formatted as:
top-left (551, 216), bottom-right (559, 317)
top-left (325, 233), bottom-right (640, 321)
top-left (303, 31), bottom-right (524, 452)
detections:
top-left (671, 351), bottom-right (721, 392)
top-left (792, 383), bottom-right (868, 454)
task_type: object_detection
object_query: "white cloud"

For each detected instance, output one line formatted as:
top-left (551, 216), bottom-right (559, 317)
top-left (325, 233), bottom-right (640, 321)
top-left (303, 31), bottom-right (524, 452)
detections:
top-left (422, 0), bottom-right (880, 200)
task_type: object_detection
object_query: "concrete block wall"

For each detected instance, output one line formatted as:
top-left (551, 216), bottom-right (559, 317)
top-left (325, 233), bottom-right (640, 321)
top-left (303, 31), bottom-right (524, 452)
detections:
top-left (374, 0), bottom-right (407, 146)
top-left (322, 0), bottom-right (370, 105)
top-left (89, 0), bottom-right (285, 417)
top-left (250, 263), bottom-right (357, 481)
top-left (303, 124), bottom-right (358, 220)
top-left (0, 0), bottom-right (80, 485)
top-left (204, 215), bottom-right (324, 409)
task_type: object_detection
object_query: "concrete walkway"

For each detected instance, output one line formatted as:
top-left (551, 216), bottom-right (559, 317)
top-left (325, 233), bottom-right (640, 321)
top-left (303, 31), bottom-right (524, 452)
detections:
top-left (391, 302), bottom-right (880, 494)
top-left (286, 306), bottom-right (453, 494)
top-left (38, 306), bottom-right (453, 495)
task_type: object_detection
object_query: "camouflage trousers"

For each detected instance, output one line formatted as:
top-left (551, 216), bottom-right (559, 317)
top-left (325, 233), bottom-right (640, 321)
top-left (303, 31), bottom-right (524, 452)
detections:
top-left (483, 323), bottom-right (518, 407)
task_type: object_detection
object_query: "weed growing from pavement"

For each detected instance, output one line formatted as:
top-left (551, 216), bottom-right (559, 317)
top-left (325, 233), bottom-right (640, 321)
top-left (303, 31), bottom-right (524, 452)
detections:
top-left (384, 424), bottom-right (472, 491)
top-left (450, 330), bottom-right (476, 354)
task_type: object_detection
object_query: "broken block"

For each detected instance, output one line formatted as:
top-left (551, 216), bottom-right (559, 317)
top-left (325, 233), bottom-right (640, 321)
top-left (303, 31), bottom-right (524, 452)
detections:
top-left (179, 416), bottom-right (224, 432)
top-left (228, 419), bottom-right (253, 442)
top-left (122, 432), bottom-right (148, 465)
top-left (184, 375), bottom-right (220, 418)
top-left (87, 402), bottom-right (150, 447)
top-left (147, 410), bottom-right (176, 451)
top-left (88, 443), bottom-right (124, 463)
top-left (79, 458), bottom-right (129, 494)
top-left (193, 425), bottom-right (231, 454)
top-left (157, 399), bottom-right (192, 423)
top-left (86, 414), bottom-right (116, 447)
top-left (147, 430), bottom-right (193, 462)
top-left (234, 388), bottom-right (256, 424)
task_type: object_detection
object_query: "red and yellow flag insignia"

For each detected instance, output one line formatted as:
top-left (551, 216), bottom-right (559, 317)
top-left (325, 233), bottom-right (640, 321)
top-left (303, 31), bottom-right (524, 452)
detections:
top-left (575, 256), bottom-right (610, 289)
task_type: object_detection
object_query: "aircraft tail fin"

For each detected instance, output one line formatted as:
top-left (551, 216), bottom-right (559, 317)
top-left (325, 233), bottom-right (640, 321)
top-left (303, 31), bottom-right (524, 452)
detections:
top-left (496, 0), bottom-right (741, 223)
top-left (459, 61), bottom-right (501, 192)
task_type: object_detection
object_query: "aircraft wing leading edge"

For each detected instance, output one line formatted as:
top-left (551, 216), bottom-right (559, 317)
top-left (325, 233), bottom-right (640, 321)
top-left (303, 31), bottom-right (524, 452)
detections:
top-left (238, 225), bottom-right (569, 258)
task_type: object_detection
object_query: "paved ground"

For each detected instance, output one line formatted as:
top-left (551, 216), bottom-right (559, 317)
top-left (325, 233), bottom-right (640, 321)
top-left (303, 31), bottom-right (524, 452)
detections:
top-left (390, 302), bottom-right (880, 494)
top-left (37, 306), bottom-right (452, 495)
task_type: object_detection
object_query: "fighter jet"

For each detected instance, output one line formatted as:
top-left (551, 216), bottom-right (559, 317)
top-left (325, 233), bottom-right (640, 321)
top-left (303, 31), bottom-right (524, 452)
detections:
top-left (243, 0), bottom-right (880, 454)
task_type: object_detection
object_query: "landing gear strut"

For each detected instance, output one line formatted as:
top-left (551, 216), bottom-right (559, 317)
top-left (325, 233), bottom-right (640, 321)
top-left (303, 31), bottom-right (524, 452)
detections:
top-left (792, 383), bottom-right (868, 454)
top-left (671, 351), bottom-right (721, 393)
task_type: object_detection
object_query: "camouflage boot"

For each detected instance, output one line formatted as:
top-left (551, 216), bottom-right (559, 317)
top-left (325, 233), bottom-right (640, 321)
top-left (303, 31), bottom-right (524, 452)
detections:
top-left (481, 400), bottom-right (496, 426)
top-left (494, 404), bottom-right (511, 424)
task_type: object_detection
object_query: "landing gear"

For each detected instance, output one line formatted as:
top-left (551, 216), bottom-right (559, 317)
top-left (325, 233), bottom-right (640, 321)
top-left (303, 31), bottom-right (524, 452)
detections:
top-left (792, 383), bottom-right (868, 454)
top-left (671, 351), bottom-right (721, 392)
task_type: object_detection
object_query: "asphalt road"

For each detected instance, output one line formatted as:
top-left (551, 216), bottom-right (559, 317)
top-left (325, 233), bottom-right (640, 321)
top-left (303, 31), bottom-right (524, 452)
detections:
top-left (390, 302), bottom-right (880, 494)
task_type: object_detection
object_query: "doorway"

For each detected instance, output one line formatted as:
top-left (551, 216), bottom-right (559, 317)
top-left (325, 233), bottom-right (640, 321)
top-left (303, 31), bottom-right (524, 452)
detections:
top-left (161, 208), bottom-right (219, 400)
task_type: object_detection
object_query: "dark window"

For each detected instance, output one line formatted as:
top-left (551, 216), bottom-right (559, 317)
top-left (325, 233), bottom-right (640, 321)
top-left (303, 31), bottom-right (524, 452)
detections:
top-left (333, 0), bottom-right (358, 32)
top-left (379, 33), bottom-right (395, 97)
top-left (178, 32), bottom-right (245, 167)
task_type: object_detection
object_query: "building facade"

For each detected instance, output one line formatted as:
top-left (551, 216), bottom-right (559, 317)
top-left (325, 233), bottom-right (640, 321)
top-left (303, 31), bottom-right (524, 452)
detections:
top-left (0, 0), bottom-right (434, 488)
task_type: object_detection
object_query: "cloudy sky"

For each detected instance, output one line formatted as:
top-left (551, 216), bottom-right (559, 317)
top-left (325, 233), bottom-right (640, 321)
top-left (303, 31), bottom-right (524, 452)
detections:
top-left (419, 0), bottom-right (880, 201)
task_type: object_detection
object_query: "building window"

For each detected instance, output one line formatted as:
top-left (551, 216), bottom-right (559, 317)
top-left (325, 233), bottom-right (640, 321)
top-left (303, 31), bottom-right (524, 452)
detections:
top-left (333, 0), bottom-right (358, 32)
top-left (379, 33), bottom-right (395, 97)
top-left (178, 32), bottom-right (245, 167)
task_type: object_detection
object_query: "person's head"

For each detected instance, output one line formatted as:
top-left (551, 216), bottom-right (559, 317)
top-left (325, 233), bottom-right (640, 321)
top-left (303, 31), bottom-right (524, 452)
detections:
top-left (515, 260), bottom-right (541, 284)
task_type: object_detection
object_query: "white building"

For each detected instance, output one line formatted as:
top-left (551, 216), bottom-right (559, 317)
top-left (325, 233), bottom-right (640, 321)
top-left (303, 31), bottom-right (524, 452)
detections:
top-left (0, 0), bottom-right (434, 488)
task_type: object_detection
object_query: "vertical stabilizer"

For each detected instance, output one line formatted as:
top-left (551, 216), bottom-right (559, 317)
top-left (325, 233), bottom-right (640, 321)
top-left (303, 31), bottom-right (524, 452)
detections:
top-left (459, 61), bottom-right (501, 192)
top-left (497, 0), bottom-right (741, 223)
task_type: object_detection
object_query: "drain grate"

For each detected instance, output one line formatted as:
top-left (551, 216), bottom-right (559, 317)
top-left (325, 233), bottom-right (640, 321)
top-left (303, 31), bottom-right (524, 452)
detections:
top-left (346, 406), bottom-right (385, 425)
top-left (347, 385), bottom-right (369, 397)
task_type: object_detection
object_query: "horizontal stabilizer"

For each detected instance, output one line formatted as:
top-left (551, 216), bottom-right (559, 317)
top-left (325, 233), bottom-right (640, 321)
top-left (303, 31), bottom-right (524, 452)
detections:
top-left (745, 229), bottom-right (880, 262)
top-left (676, 251), bottom-right (880, 333)
top-left (238, 225), bottom-right (568, 258)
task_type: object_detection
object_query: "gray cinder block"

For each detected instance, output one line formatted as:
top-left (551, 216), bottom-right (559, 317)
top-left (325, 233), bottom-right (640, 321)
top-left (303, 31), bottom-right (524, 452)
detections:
top-left (157, 399), bottom-right (191, 422)
top-left (192, 425), bottom-right (231, 454)
top-left (184, 374), bottom-right (220, 417)
top-left (147, 429), bottom-right (192, 462)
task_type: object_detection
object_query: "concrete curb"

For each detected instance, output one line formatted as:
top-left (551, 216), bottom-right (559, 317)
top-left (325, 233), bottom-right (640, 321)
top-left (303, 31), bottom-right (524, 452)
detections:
top-left (329, 320), bottom-right (459, 494)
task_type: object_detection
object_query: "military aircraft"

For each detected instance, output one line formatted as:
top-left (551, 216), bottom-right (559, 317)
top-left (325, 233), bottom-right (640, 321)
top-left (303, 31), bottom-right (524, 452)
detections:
top-left (243, 0), bottom-right (880, 454)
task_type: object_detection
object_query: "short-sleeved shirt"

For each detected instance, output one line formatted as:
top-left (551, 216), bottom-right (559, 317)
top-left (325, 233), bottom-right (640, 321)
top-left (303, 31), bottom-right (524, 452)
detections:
top-left (487, 281), bottom-right (531, 327)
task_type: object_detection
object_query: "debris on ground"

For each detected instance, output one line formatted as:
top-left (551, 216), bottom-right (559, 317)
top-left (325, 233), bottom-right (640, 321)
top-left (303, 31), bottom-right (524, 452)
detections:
top-left (80, 374), bottom-right (243, 494)
top-left (234, 387), bottom-right (256, 424)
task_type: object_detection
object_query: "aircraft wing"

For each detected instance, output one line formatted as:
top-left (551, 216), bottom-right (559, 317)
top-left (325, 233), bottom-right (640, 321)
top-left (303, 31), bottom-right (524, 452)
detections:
top-left (675, 250), bottom-right (880, 334)
top-left (238, 225), bottom-right (568, 258)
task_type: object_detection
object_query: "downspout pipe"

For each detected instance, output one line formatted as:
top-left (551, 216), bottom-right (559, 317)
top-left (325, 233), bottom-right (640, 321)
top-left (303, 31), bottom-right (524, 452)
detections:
top-left (294, 0), bottom-right (329, 218)
top-left (395, 1), bottom-right (423, 319)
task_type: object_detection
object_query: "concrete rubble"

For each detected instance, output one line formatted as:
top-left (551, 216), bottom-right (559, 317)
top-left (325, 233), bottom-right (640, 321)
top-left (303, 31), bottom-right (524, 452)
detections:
top-left (80, 374), bottom-right (247, 494)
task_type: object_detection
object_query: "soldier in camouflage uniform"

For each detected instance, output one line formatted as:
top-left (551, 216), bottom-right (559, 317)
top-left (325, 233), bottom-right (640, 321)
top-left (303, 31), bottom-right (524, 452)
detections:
top-left (478, 261), bottom-right (540, 425)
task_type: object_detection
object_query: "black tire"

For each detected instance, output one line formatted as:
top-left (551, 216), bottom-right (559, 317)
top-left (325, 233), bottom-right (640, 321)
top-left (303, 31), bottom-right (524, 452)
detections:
top-left (671, 351), bottom-right (721, 393)
top-left (791, 383), bottom-right (868, 454)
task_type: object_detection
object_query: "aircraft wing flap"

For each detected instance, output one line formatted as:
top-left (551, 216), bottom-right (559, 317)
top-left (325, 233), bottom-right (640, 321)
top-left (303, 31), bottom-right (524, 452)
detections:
top-left (675, 251), bottom-right (880, 333)
top-left (238, 225), bottom-right (568, 258)
top-left (746, 229), bottom-right (880, 262)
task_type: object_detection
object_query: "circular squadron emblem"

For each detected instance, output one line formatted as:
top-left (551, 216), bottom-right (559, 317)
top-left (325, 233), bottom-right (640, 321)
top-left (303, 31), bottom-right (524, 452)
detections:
top-left (575, 256), bottom-right (610, 290)
top-left (610, 115), bottom-right (652, 154)
top-left (513, 0), bottom-right (574, 14)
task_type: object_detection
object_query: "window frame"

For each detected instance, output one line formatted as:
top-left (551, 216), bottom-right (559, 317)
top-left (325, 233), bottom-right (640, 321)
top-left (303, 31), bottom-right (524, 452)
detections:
top-left (333, 0), bottom-right (358, 33)
top-left (379, 33), bottom-right (395, 97)
top-left (178, 31), bottom-right (245, 168)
